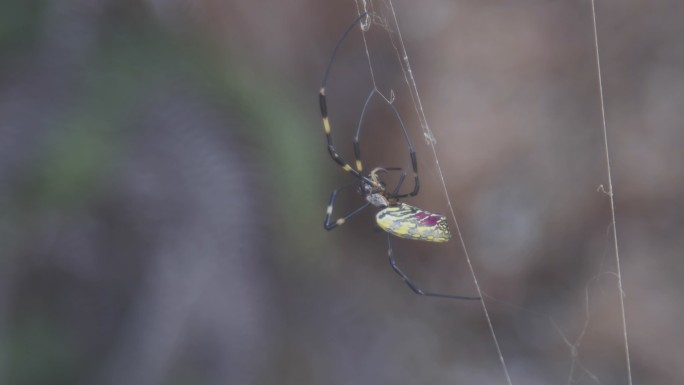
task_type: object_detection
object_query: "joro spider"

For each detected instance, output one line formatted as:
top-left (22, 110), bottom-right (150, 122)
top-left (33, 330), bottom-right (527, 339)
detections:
top-left (319, 13), bottom-right (479, 301)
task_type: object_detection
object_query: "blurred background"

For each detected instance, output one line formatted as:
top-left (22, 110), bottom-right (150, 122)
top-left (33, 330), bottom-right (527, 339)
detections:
top-left (1, 0), bottom-right (682, 384)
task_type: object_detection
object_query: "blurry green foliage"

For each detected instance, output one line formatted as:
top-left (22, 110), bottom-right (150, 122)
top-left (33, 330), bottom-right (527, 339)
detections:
top-left (0, 0), bottom-right (44, 56)
top-left (7, 315), bottom-right (79, 385)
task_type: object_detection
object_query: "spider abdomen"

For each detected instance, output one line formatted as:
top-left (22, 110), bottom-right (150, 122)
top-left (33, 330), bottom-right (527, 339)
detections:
top-left (376, 203), bottom-right (451, 242)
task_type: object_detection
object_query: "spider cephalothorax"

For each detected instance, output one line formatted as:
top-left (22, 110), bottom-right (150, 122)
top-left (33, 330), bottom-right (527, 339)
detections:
top-left (318, 12), bottom-right (478, 301)
top-left (361, 167), bottom-right (393, 208)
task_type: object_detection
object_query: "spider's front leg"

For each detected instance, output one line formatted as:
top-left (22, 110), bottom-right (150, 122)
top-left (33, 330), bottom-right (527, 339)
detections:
top-left (319, 13), bottom-right (369, 180)
top-left (319, 89), bottom-right (362, 179)
top-left (352, 89), bottom-right (420, 198)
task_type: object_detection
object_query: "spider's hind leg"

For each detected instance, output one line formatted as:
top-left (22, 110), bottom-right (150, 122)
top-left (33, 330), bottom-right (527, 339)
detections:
top-left (385, 234), bottom-right (480, 300)
top-left (319, 13), bottom-right (369, 180)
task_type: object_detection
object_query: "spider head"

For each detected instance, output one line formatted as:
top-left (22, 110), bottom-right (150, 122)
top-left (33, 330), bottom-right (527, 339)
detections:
top-left (360, 167), bottom-right (390, 208)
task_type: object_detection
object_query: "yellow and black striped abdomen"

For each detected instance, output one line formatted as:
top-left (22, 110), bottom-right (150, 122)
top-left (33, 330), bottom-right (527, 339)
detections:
top-left (375, 203), bottom-right (451, 242)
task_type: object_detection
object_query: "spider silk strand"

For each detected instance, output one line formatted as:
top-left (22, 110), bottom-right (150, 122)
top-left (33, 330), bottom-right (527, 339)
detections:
top-left (354, 1), bottom-right (514, 384)
top-left (590, 1), bottom-right (633, 384)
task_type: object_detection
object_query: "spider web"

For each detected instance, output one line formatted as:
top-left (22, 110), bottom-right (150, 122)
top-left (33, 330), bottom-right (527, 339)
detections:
top-left (350, 0), bottom-right (632, 384)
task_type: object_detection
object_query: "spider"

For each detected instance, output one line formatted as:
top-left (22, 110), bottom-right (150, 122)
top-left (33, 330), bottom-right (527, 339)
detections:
top-left (319, 12), bottom-right (479, 301)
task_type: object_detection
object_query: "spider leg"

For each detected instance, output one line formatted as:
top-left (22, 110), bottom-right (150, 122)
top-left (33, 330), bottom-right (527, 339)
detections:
top-left (320, 13), bottom-right (370, 182)
top-left (352, 89), bottom-right (376, 173)
top-left (353, 89), bottom-right (420, 197)
top-left (386, 234), bottom-right (480, 300)
top-left (391, 171), bottom-right (407, 196)
top-left (324, 184), bottom-right (371, 230)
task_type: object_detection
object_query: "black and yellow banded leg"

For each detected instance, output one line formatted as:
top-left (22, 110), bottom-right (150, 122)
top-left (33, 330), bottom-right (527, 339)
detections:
top-left (386, 234), bottom-right (481, 300)
top-left (324, 185), bottom-right (371, 231)
top-left (319, 88), bottom-right (362, 178)
top-left (319, 13), bottom-right (369, 180)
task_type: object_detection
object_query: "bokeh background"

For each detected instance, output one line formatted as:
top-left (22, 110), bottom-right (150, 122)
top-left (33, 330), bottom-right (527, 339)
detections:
top-left (1, 0), bottom-right (682, 384)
